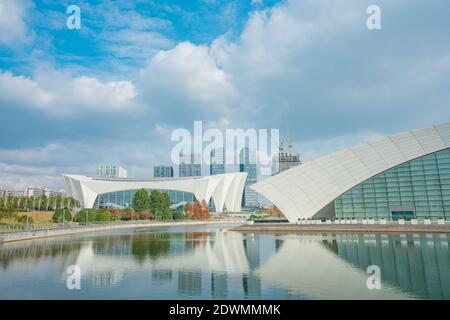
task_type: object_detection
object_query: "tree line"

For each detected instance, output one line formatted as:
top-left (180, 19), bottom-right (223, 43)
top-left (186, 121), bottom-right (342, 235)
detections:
top-left (133, 188), bottom-right (210, 220)
top-left (0, 195), bottom-right (81, 212)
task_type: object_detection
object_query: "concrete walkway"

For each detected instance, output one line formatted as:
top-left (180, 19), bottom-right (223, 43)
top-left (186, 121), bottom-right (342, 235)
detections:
top-left (231, 223), bottom-right (450, 234)
top-left (0, 220), bottom-right (246, 243)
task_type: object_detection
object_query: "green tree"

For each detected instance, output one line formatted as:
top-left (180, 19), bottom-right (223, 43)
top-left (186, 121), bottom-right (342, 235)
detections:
top-left (75, 209), bottom-right (95, 223)
top-left (133, 188), bottom-right (150, 212)
top-left (149, 190), bottom-right (172, 219)
top-left (173, 211), bottom-right (185, 220)
top-left (55, 195), bottom-right (62, 210)
top-left (39, 195), bottom-right (48, 211)
top-left (53, 208), bottom-right (72, 223)
top-left (94, 209), bottom-right (111, 222)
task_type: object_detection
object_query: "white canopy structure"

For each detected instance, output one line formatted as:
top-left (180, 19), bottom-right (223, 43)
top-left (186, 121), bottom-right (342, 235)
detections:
top-left (63, 172), bottom-right (247, 212)
top-left (251, 122), bottom-right (450, 222)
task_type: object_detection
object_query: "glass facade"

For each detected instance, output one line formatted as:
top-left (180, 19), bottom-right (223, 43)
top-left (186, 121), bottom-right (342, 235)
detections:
top-left (154, 165), bottom-right (174, 178)
top-left (93, 189), bottom-right (194, 209)
top-left (179, 153), bottom-right (201, 177)
top-left (334, 148), bottom-right (450, 220)
top-left (239, 148), bottom-right (258, 208)
top-left (210, 148), bottom-right (225, 175)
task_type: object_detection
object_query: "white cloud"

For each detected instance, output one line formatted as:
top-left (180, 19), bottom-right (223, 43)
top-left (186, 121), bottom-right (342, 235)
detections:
top-left (138, 41), bottom-right (237, 122)
top-left (0, 68), bottom-right (137, 115)
top-left (0, 0), bottom-right (33, 48)
top-left (0, 141), bottom-right (167, 190)
top-left (101, 29), bottom-right (174, 60)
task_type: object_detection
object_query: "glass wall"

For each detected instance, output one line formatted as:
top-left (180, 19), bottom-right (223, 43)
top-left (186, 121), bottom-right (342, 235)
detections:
top-left (334, 148), bottom-right (450, 220)
top-left (93, 189), bottom-right (194, 209)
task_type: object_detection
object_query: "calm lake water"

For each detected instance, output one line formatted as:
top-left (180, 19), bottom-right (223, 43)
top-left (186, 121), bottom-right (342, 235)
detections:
top-left (0, 224), bottom-right (449, 299)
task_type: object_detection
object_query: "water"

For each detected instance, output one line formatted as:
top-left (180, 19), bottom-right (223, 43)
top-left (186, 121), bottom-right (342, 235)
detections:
top-left (0, 224), bottom-right (449, 299)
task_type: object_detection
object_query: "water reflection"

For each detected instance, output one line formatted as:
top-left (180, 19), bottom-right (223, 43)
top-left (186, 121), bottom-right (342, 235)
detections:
top-left (0, 225), bottom-right (448, 299)
top-left (331, 234), bottom-right (450, 299)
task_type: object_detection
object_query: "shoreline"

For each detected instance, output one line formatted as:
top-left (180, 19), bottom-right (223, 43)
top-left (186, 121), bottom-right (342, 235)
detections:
top-left (230, 223), bottom-right (450, 234)
top-left (0, 220), bottom-right (246, 244)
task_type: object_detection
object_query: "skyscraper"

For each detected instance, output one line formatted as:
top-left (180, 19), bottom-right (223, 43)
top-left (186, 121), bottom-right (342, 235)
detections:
top-left (97, 165), bottom-right (127, 178)
top-left (210, 148), bottom-right (225, 175)
top-left (154, 165), bottom-right (174, 178)
top-left (272, 148), bottom-right (301, 175)
top-left (179, 152), bottom-right (201, 177)
top-left (239, 148), bottom-right (258, 208)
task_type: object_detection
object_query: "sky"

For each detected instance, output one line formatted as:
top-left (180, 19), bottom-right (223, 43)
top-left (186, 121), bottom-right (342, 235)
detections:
top-left (0, 0), bottom-right (450, 190)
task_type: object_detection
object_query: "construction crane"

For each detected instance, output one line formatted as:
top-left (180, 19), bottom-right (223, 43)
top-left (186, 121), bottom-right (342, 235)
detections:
top-left (285, 122), bottom-right (293, 154)
top-left (266, 128), bottom-right (284, 153)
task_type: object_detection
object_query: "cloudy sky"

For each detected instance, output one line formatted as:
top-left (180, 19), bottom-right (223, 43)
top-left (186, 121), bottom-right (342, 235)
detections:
top-left (1, 0), bottom-right (450, 190)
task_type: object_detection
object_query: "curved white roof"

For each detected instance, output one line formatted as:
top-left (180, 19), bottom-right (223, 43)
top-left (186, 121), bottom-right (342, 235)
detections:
top-left (64, 172), bottom-right (247, 212)
top-left (251, 122), bottom-right (450, 222)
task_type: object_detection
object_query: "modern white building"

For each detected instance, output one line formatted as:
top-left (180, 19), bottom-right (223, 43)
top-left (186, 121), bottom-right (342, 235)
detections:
top-left (251, 122), bottom-right (450, 223)
top-left (63, 172), bottom-right (247, 212)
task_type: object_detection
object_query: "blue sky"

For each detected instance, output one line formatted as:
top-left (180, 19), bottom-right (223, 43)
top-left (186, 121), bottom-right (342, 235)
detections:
top-left (1, 0), bottom-right (450, 190)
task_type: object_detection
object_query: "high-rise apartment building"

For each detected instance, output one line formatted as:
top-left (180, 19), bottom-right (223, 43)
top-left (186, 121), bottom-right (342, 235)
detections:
top-left (154, 165), bottom-right (174, 178)
top-left (272, 150), bottom-right (301, 175)
top-left (179, 152), bottom-right (201, 177)
top-left (239, 148), bottom-right (258, 208)
top-left (97, 165), bottom-right (127, 178)
top-left (210, 148), bottom-right (225, 175)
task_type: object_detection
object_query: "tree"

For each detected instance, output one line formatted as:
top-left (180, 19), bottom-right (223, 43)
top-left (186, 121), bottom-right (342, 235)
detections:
top-left (149, 190), bottom-right (172, 219)
top-left (108, 209), bottom-right (123, 221)
top-left (200, 200), bottom-right (210, 220)
top-left (55, 195), bottom-right (62, 210)
top-left (174, 211), bottom-right (184, 220)
top-left (52, 208), bottom-right (72, 223)
top-left (122, 208), bottom-right (138, 220)
top-left (133, 188), bottom-right (150, 212)
top-left (193, 200), bottom-right (202, 219)
top-left (149, 189), bottom-right (162, 214)
top-left (76, 209), bottom-right (94, 223)
top-left (39, 195), bottom-right (48, 211)
top-left (94, 209), bottom-right (111, 222)
top-left (185, 202), bottom-right (193, 218)
top-left (140, 209), bottom-right (153, 220)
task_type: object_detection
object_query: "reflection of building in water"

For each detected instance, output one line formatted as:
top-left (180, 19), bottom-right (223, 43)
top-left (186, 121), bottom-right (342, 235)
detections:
top-left (243, 234), bottom-right (260, 270)
top-left (152, 269), bottom-right (173, 282)
top-left (178, 270), bottom-right (202, 296)
top-left (64, 230), bottom-right (250, 295)
top-left (242, 234), bottom-right (261, 296)
top-left (257, 234), bottom-right (413, 299)
top-left (211, 272), bottom-right (227, 298)
top-left (91, 271), bottom-right (123, 286)
top-left (168, 233), bottom-right (187, 255)
top-left (332, 234), bottom-right (450, 299)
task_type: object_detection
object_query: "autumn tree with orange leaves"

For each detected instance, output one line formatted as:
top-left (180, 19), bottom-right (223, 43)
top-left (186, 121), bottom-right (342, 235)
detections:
top-left (185, 202), bottom-right (194, 218)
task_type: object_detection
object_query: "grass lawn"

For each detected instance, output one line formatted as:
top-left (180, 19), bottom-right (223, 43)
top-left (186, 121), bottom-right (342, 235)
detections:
top-left (0, 211), bottom-right (54, 225)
